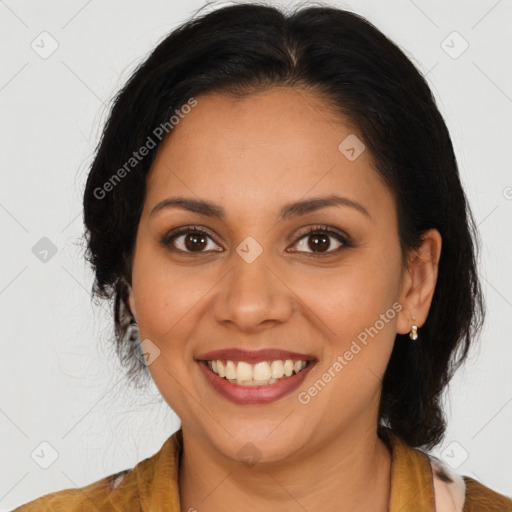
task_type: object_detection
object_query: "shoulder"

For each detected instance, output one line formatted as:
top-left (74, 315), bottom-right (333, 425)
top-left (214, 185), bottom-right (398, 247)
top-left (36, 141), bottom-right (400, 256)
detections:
top-left (383, 428), bottom-right (511, 512)
top-left (11, 468), bottom-right (135, 512)
top-left (462, 476), bottom-right (512, 512)
top-left (428, 454), bottom-right (512, 512)
top-left (11, 430), bottom-right (182, 512)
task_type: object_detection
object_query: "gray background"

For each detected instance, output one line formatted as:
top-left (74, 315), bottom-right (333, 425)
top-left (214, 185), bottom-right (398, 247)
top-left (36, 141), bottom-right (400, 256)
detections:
top-left (1, 0), bottom-right (511, 509)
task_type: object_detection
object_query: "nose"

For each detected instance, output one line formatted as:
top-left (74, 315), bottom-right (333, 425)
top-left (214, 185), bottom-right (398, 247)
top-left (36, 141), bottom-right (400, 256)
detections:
top-left (211, 252), bottom-right (295, 333)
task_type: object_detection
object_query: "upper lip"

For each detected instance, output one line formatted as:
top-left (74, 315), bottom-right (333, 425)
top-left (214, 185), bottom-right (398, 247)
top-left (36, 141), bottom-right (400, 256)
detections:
top-left (195, 348), bottom-right (317, 363)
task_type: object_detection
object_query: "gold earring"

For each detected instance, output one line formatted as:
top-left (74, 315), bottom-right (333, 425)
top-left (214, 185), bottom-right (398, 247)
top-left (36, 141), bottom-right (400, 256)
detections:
top-left (409, 314), bottom-right (418, 340)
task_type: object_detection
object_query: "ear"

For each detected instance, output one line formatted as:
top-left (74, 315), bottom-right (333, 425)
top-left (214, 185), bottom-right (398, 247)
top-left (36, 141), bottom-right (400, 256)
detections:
top-left (396, 228), bottom-right (442, 335)
top-left (128, 287), bottom-right (137, 319)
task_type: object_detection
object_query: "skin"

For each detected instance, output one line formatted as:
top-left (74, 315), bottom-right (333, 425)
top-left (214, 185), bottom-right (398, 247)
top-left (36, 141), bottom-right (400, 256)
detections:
top-left (128, 86), bottom-right (442, 512)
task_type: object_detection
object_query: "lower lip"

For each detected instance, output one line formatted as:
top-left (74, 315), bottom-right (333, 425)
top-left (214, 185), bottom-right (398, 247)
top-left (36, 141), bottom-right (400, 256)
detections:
top-left (197, 360), bottom-right (317, 404)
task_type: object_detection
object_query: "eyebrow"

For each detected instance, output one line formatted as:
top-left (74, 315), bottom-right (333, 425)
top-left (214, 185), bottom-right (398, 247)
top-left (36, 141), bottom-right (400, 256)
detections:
top-left (150, 194), bottom-right (371, 221)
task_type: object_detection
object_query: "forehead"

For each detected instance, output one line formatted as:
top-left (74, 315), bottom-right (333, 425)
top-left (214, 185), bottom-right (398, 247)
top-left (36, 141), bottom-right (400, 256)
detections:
top-left (144, 87), bottom-right (393, 220)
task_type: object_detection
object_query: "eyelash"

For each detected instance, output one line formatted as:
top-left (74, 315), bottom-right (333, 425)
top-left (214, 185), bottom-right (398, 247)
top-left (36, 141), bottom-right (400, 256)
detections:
top-left (160, 224), bottom-right (353, 257)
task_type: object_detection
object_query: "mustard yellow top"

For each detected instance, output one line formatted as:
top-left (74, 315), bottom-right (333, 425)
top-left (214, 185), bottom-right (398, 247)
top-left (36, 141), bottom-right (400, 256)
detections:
top-left (13, 428), bottom-right (512, 511)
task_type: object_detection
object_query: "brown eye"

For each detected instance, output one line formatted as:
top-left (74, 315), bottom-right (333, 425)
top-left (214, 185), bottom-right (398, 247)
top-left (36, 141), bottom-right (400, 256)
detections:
top-left (182, 232), bottom-right (208, 252)
top-left (161, 226), bottom-right (222, 253)
top-left (307, 233), bottom-right (331, 252)
top-left (289, 226), bottom-right (351, 256)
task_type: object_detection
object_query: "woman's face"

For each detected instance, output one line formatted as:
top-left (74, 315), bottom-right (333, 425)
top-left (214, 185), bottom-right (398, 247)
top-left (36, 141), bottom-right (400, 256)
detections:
top-left (129, 87), bottom-right (417, 463)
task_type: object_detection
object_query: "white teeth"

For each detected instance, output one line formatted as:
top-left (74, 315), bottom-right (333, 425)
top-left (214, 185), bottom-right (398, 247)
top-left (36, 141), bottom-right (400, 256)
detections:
top-left (270, 360), bottom-right (284, 379)
top-left (253, 362), bottom-right (271, 381)
top-left (283, 359), bottom-right (294, 377)
top-left (205, 358), bottom-right (310, 385)
top-left (293, 360), bottom-right (303, 373)
top-left (236, 361), bottom-right (253, 381)
top-left (225, 361), bottom-right (237, 380)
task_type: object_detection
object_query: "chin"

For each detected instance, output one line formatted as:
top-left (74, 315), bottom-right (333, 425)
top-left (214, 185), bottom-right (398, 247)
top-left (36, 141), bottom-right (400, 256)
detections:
top-left (212, 423), bottom-right (305, 466)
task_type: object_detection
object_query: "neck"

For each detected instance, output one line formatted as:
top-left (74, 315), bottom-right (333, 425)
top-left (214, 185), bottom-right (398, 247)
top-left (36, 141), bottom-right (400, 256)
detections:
top-left (178, 422), bottom-right (392, 512)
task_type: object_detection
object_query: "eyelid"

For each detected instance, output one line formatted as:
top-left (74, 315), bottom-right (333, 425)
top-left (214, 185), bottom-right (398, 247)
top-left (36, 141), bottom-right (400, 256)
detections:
top-left (293, 224), bottom-right (352, 244)
top-left (160, 224), bottom-right (353, 254)
top-left (160, 225), bottom-right (221, 248)
top-left (288, 224), bottom-right (353, 255)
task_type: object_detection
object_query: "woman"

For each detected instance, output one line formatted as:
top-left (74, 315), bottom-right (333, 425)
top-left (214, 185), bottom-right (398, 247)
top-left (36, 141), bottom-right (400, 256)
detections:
top-left (13, 2), bottom-right (512, 511)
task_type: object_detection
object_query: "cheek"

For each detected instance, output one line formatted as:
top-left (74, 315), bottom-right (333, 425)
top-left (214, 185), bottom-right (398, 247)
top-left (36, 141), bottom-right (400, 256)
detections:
top-left (130, 238), bottom-right (199, 340)
top-left (131, 246), bottom-right (232, 362)
top-left (299, 249), bottom-right (401, 362)
top-left (311, 257), bottom-right (400, 324)
top-left (132, 269), bottom-right (200, 340)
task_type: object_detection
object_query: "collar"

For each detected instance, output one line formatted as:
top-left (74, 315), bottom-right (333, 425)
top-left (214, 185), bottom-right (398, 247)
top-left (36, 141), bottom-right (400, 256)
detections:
top-left (383, 428), bottom-right (466, 512)
top-left (383, 429), bottom-right (436, 510)
top-left (130, 428), bottom-right (464, 512)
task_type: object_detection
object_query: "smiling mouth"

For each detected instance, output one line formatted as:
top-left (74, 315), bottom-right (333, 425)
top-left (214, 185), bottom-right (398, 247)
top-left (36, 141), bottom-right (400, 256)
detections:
top-left (203, 358), bottom-right (315, 386)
